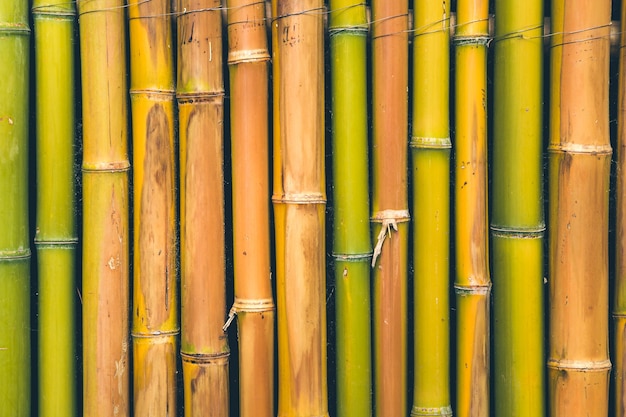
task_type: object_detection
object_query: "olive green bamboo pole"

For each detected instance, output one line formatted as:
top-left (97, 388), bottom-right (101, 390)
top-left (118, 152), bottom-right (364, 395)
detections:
top-left (33, 0), bottom-right (77, 415)
top-left (454, 1), bottom-right (490, 416)
top-left (370, 2), bottom-right (409, 416)
top-left (411, 1), bottom-right (450, 416)
top-left (225, 1), bottom-right (275, 416)
top-left (615, 2), bottom-right (626, 415)
top-left (272, 1), bottom-right (328, 416)
top-left (329, 1), bottom-right (372, 416)
top-left (128, 0), bottom-right (178, 414)
top-left (548, 1), bottom-right (612, 415)
top-left (177, 1), bottom-right (230, 415)
top-left (492, 1), bottom-right (545, 416)
top-left (78, 0), bottom-right (131, 414)
top-left (0, 0), bottom-right (30, 415)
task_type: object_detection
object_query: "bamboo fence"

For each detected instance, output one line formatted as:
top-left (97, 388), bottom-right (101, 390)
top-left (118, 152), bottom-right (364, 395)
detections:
top-left (2, 1), bottom-right (626, 416)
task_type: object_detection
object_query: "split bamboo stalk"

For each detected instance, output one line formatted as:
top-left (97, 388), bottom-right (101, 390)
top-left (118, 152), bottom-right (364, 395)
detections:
top-left (77, 0), bottom-right (131, 415)
top-left (225, 1), bottom-right (275, 416)
top-left (0, 0), bottom-right (30, 415)
top-left (370, 1), bottom-right (409, 416)
top-left (177, 1), bottom-right (230, 415)
top-left (411, 1), bottom-right (451, 416)
top-left (616, 2), bottom-right (626, 414)
top-left (492, 1), bottom-right (545, 416)
top-left (33, 0), bottom-right (78, 415)
top-left (454, 0), bottom-right (490, 416)
top-left (272, 1), bottom-right (328, 415)
top-left (128, 0), bottom-right (178, 414)
top-left (548, 1), bottom-right (612, 415)
top-left (329, 1), bottom-right (372, 416)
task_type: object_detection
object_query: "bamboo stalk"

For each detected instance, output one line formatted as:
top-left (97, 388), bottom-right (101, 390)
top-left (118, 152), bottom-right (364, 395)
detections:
top-left (0, 0), bottom-right (30, 415)
top-left (329, 1), bottom-right (372, 416)
top-left (410, 1), bottom-right (451, 416)
top-left (370, 2), bottom-right (409, 417)
top-left (272, 1), bottom-right (328, 416)
top-left (492, 1), bottom-right (545, 416)
top-left (128, 0), bottom-right (178, 414)
top-left (453, 1), bottom-right (490, 416)
top-left (177, 1), bottom-right (230, 415)
top-left (547, 1), bottom-right (612, 415)
top-left (225, 1), bottom-right (275, 416)
top-left (33, 0), bottom-right (78, 415)
top-left (616, 2), bottom-right (626, 415)
top-left (78, 0), bottom-right (131, 415)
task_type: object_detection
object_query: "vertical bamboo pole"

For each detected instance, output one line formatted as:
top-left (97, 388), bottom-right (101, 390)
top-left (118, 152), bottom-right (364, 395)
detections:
top-left (370, 1), bottom-right (409, 416)
top-left (0, 0), bottom-right (30, 415)
top-left (492, 1), bottom-right (545, 416)
top-left (548, 1), bottom-right (612, 415)
top-left (78, 0), bottom-right (131, 415)
top-left (272, 1), bottom-right (328, 416)
top-left (615, 2), bottom-right (626, 414)
top-left (33, 0), bottom-right (77, 415)
top-left (329, 1), bottom-right (372, 416)
top-left (177, 1), bottom-right (230, 415)
top-left (454, 0), bottom-right (490, 416)
top-left (411, 1), bottom-right (451, 416)
top-left (225, 1), bottom-right (275, 416)
top-left (128, 0), bottom-right (178, 414)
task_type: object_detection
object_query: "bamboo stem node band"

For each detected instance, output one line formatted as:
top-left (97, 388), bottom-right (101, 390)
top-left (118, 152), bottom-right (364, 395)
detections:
top-left (227, 49), bottom-right (270, 65)
top-left (454, 283), bottom-right (491, 295)
top-left (371, 209), bottom-right (410, 268)
top-left (223, 297), bottom-right (276, 331)
top-left (410, 136), bottom-right (452, 149)
top-left (411, 405), bottom-right (453, 417)
top-left (0, 249), bottom-right (31, 261)
top-left (131, 329), bottom-right (180, 338)
top-left (453, 35), bottom-right (490, 46)
top-left (547, 358), bottom-right (612, 371)
top-left (489, 225), bottom-right (545, 239)
top-left (548, 143), bottom-right (612, 154)
top-left (180, 351), bottom-right (230, 365)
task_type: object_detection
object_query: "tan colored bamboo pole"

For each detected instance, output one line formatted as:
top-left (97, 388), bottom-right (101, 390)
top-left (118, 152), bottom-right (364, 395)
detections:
top-left (615, 2), bottom-right (626, 414)
top-left (225, 1), bottom-right (275, 416)
top-left (77, 0), bottom-right (130, 415)
top-left (370, 1), bottom-right (409, 416)
top-left (272, 1), bottom-right (328, 416)
top-left (177, 1), bottom-right (230, 415)
top-left (454, 1), bottom-right (490, 416)
top-left (128, 0), bottom-right (178, 414)
top-left (548, 1), bottom-right (612, 415)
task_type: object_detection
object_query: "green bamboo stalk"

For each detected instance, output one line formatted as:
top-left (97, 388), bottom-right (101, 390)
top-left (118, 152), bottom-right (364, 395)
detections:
top-left (370, 2), bottom-right (409, 416)
top-left (411, 1), bottom-right (451, 416)
top-left (329, 1), bottom-right (372, 416)
top-left (454, 1), bottom-right (490, 415)
top-left (78, 0), bottom-right (131, 414)
top-left (615, 2), bottom-right (626, 415)
top-left (129, 0), bottom-right (178, 413)
top-left (0, 0), bottom-right (30, 415)
top-left (548, 1), bottom-right (612, 415)
top-left (33, 0), bottom-right (78, 415)
top-left (492, 1), bottom-right (545, 416)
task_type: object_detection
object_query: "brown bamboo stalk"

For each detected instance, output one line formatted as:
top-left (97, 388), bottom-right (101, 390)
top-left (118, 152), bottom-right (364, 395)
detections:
top-left (77, 0), bottom-right (131, 415)
top-left (548, 0), bottom-right (612, 415)
top-left (370, 1), bottom-right (409, 417)
top-left (225, 1), bottom-right (275, 416)
top-left (177, 1), bottom-right (230, 415)
top-left (272, 1), bottom-right (328, 416)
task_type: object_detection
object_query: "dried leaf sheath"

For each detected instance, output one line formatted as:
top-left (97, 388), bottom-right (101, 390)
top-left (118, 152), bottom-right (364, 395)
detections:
top-left (77, 0), bottom-right (131, 415)
top-left (548, 1), bottom-right (612, 415)
top-left (177, 1), bottom-right (230, 415)
top-left (272, 1), bottom-right (329, 416)
top-left (0, 0), bottom-right (30, 414)
top-left (226, 1), bottom-right (275, 416)
top-left (370, 1), bottom-right (409, 416)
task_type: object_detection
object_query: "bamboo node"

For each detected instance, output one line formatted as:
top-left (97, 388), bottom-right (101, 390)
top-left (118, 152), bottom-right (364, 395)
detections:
top-left (227, 49), bottom-right (270, 65)
top-left (453, 35), bottom-right (490, 46)
top-left (410, 136), bottom-right (451, 149)
top-left (548, 142), bottom-right (612, 154)
top-left (411, 405), bottom-right (453, 417)
top-left (180, 351), bottom-right (230, 365)
top-left (547, 358), bottom-right (612, 372)
top-left (370, 209), bottom-right (410, 267)
top-left (223, 297), bottom-right (276, 331)
top-left (454, 283), bottom-right (491, 295)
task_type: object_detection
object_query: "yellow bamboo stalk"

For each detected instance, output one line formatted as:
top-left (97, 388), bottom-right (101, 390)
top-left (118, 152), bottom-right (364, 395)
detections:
top-left (128, 0), bottom-right (178, 414)
top-left (225, 1), bottom-right (274, 416)
top-left (77, 0), bottom-right (130, 415)
top-left (548, 1), bottom-right (612, 415)
top-left (272, 1), bottom-right (328, 416)
top-left (370, 1), bottom-right (409, 416)
top-left (177, 1), bottom-right (230, 415)
top-left (454, 1), bottom-right (490, 416)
